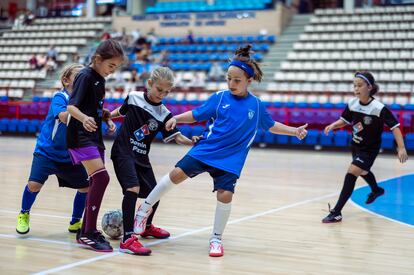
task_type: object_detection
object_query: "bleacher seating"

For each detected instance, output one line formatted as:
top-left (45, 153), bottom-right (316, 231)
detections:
top-left (269, 5), bottom-right (414, 96)
top-left (0, 17), bottom-right (111, 99)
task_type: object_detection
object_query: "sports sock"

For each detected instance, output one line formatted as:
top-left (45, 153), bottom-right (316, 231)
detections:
top-left (84, 168), bottom-right (110, 234)
top-left (333, 173), bottom-right (358, 213)
top-left (361, 171), bottom-right (381, 193)
top-left (122, 191), bottom-right (138, 242)
top-left (139, 174), bottom-right (175, 214)
top-left (211, 201), bottom-right (232, 241)
top-left (21, 185), bottom-right (39, 213)
top-left (70, 191), bottom-right (87, 224)
top-left (146, 201), bottom-right (159, 227)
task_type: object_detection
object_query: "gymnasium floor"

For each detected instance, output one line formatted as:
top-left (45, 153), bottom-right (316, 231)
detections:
top-left (0, 136), bottom-right (413, 274)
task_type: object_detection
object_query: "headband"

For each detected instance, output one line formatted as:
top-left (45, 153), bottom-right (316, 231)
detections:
top-left (229, 60), bottom-right (255, 78)
top-left (355, 74), bottom-right (372, 86)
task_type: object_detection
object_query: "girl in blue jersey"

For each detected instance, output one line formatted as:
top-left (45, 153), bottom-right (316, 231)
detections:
top-left (67, 39), bottom-right (124, 252)
top-left (16, 64), bottom-right (89, 235)
top-left (133, 45), bottom-right (308, 257)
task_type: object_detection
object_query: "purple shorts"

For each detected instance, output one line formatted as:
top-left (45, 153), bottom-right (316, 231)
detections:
top-left (68, 146), bottom-right (105, 165)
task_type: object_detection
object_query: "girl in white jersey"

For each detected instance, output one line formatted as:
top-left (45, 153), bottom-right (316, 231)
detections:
top-left (133, 45), bottom-right (309, 257)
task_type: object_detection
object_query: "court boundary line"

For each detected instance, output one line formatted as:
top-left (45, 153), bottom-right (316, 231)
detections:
top-left (29, 191), bottom-right (338, 275)
top-left (351, 173), bottom-right (414, 229)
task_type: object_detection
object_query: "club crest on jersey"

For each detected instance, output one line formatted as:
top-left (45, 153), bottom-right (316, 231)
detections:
top-left (134, 125), bottom-right (150, 141)
top-left (353, 122), bottom-right (364, 134)
top-left (363, 116), bottom-right (372, 125)
top-left (148, 119), bottom-right (158, 131)
top-left (248, 109), bottom-right (255, 120)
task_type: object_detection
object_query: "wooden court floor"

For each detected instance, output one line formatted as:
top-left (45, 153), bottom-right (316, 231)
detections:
top-left (0, 136), bottom-right (413, 274)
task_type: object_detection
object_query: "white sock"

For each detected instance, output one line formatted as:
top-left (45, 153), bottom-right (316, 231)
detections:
top-left (139, 174), bottom-right (175, 213)
top-left (211, 201), bottom-right (232, 241)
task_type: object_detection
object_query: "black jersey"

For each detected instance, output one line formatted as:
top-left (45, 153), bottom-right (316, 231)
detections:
top-left (67, 67), bottom-right (106, 150)
top-left (111, 91), bottom-right (180, 167)
top-left (340, 98), bottom-right (399, 152)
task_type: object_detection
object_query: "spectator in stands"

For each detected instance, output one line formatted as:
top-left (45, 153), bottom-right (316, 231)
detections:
top-left (37, 54), bottom-right (47, 69)
top-left (16, 64), bottom-right (88, 236)
top-left (45, 56), bottom-right (57, 72)
top-left (72, 52), bottom-right (80, 63)
top-left (28, 54), bottom-right (40, 70)
top-left (146, 27), bottom-right (158, 45)
top-left (130, 47), bottom-right (154, 86)
top-left (185, 29), bottom-right (195, 44)
top-left (133, 45), bottom-right (308, 257)
top-left (37, 4), bottom-right (48, 17)
top-left (152, 49), bottom-right (169, 67)
top-left (322, 71), bottom-right (408, 224)
top-left (131, 28), bottom-right (141, 44)
top-left (23, 10), bottom-right (35, 25)
top-left (208, 62), bottom-right (225, 82)
top-left (47, 45), bottom-right (58, 61)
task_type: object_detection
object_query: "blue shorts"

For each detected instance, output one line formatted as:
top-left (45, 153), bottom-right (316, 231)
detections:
top-left (29, 153), bottom-right (89, 189)
top-left (175, 155), bottom-right (239, 193)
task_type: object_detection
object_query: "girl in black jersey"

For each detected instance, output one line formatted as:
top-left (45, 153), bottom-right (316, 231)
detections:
top-left (322, 71), bottom-right (408, 223)
top-left (108, 67), bottom-right (197, 255)
top-left (67, 39), bottom-right (125, 252)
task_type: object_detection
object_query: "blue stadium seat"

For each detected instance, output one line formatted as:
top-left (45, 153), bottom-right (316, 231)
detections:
top-left (381, 132), bottom-right (394, 150)
top-left (178, 125), bottom-right (192, 138)
top-left (0, 118), bottom-right (9, 132)
top-left (8, 118), bottom-right (19, 132)
top-left (28, 119), bottom-right (40, 133)
top-left (18, 119), bottom-right (29, 133)
top-left (334, 130), bottom-right (349, 147)
top-left (320, 131), bottom-right (334, 146)
top-left (275, 134), bottom-right (289, 144)
top-left (263, 131), bottom-right (275, 144)
top-left (305, 130), bottom-right (319, 146)
top-left (406, 133), bottom-right (414, 150)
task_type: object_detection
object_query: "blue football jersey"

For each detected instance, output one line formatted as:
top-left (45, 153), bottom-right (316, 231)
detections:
top-left (188, 90), bottom-right (275, 177)
top-left (34, 90), bottom-right (71, 162)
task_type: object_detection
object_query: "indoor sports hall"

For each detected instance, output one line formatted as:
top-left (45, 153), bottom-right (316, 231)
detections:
top-left (0, 0), bottom-right (413, 274)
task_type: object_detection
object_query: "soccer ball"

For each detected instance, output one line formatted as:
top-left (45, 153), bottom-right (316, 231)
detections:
top-left (101, 209), bottom-right (123, 239)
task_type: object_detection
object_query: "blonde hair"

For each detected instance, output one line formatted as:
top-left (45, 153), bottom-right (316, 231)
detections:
top-left (59, 63), bottom-right (84, 88)
top-left (148, 67), bottom-right (175, 86)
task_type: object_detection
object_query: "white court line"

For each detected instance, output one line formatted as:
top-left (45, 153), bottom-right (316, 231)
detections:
top-left (0, 209), bottom-right (194, 231)
top-left (0, 233), bottom-right (80, 247)
top-left (31, 192), bottom-right (338, 275)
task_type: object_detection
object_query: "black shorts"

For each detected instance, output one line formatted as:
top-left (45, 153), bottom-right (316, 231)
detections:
top-left (29, 153), bottom-right (89, 189)
top-left (175, 155), bottom-right (239, 193)
top-left (112, 157), bottom-right (156, 198)
top-left (351, 147), bottom-right (378, 172)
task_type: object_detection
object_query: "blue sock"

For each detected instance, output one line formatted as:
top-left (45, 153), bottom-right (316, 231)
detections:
top-left (21, 185), bottom-right (39, 213)
top-left (70, 191), bottom-right (87, 225)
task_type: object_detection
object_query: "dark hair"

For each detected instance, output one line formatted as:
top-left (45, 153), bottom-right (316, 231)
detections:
top-left (92, 39), bottom-right (125, 64)
top-left (354, 71), bottom-right (379, 96)
top-left (232, 44), bottom-right (263, 82)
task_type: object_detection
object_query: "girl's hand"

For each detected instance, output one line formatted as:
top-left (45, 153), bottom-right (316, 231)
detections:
top-left (296, 123), bottom-right (308, 140)
top-left (82, 116), bottom-right (97, 132)
top-left (106, 119), bottom-right (117, 135)
top-left (191, 135), bottom-right (202, 144)
top-left (324, 124), bottom-right (334, 135)
top-left (397, 147), bottom-right (408, 163)
top-left (165, 117), bottom-right (177, 131)
top-left (102, 108), bottom-right (111, 121)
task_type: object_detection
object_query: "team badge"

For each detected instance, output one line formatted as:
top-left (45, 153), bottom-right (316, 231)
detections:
top-left (363, 116), bottom-right (372, 125)
top-left (134, 125), bottom-right (150, 141)
top-left (353, 122), bottom-right (364, 134)
top-left (248, 109), bottom-right (255, 120)
top-left (148, 119), bottom-right (158, 131)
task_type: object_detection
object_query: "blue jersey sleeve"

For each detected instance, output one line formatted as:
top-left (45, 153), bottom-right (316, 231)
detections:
top-left (51, 93), bottom-right (68, 119)
top-left (258, 101), bottom-right (275, 131)
top-left (69, 72), bottom-right (91, 107)
top-left (192, 92), bottom-right (221, 122)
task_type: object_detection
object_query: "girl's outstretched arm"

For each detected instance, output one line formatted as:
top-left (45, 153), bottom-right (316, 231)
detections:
top-left (324, 119), bottom-right (347, 135)
top-left (269, 122), bottom-right (308, 140)
top-left (166, 111), bottom-right (196, 131)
